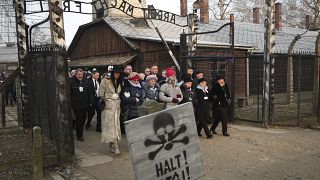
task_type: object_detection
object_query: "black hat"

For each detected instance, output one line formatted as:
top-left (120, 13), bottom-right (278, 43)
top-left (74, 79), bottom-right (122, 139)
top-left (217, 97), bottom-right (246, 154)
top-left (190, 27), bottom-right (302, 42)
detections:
top-left (198, 78), bottom-right (207, 84)
top-left (183, 76), bottom-right (193, 83)
top-left (216, 75), bottom-right (224, 81)
top-left (112, 66), bottom-right (123, 73)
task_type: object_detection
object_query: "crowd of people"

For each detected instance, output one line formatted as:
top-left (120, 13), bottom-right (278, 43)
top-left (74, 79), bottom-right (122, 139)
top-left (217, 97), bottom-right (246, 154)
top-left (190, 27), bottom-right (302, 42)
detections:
top-left (0, 72), bottom-right (16, 107)
top-left (69, 65), bottom-right (231, 155)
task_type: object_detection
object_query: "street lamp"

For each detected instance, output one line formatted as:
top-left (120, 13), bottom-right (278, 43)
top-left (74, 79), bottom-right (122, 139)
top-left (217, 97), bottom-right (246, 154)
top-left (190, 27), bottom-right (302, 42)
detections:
top-left (193, 0), bottom-right (201, 10)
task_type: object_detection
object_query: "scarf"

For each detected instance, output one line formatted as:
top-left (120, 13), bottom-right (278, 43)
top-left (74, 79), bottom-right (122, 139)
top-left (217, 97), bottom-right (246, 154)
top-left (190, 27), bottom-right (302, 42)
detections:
top-left (196, 85), bottom-right (208, 93)
top-left (129, 80), bottom-right (141, 88)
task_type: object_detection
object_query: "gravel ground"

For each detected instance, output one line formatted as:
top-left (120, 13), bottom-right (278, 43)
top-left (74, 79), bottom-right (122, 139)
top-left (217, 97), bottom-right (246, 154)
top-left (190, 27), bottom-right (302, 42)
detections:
top-left (72, 122), bottom-right (320, 180)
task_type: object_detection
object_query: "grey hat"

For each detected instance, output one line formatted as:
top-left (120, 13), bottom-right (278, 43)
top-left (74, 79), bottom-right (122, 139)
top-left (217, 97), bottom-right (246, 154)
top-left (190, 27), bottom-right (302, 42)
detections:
top-left (145, 75), bottom-right (158, 82)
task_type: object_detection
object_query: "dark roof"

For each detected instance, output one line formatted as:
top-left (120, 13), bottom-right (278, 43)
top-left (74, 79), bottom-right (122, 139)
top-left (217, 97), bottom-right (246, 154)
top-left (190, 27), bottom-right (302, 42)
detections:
top-left (0, 45), bottom-right (18, 63)
top-left (69, 55), bottom-right (136, 67)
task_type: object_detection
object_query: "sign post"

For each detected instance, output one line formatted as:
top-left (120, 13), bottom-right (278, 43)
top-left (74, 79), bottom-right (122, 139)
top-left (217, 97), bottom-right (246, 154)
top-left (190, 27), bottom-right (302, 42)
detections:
top-left (124, 103), bottom-right (204, 180)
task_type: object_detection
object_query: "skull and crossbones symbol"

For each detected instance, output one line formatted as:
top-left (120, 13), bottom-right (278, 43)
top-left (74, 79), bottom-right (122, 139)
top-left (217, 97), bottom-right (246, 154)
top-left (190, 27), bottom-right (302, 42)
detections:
top-left (144, 113), bottom-right (189, 160)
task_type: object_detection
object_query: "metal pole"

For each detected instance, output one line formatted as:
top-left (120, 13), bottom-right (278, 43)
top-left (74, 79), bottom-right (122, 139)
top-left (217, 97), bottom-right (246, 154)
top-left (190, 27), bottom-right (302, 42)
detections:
top-left (229, 14), bottom-right (235, 121)
top-left (297, 54), bottom-right (301, 126)
top-left (48, 0), bottom-right (74, 165)
top-left (180, 32), bottom-right (187, 79)
top-left (147, 19), bottom-right (180, 72)
top-left (315, 32), bottom-right (320, 122)
top-left (257, 58), bottom-right (260, 122)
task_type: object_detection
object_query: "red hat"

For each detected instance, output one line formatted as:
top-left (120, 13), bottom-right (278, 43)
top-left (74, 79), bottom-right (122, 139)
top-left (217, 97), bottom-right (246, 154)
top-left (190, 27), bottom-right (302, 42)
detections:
top-left (166, 68), bottom-right (176, 77)
top-left (129, 73), bottom-right (140, 81)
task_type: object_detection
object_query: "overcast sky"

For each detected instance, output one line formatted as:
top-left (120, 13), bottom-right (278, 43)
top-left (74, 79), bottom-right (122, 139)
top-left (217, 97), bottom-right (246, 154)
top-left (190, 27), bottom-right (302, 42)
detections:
top-left (64, 0), bottom-right (181, 46)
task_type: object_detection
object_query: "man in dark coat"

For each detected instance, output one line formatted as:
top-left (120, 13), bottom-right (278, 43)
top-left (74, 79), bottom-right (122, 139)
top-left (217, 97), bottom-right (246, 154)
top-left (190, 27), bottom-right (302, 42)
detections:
top-left (192, 71), bottom-right (204, 89)
top-left (150, 65), bottom-right (163, 83)
top-left (85, 70), bottom-right (102, 132)
top-left (210, 75), bottom-right (231, 136)
top-left (70, 68), bottom-right (94, 141)
top-left (194, 78), bottom-right (213, 139)
top-left (179, 76), bottom-right (194, 105)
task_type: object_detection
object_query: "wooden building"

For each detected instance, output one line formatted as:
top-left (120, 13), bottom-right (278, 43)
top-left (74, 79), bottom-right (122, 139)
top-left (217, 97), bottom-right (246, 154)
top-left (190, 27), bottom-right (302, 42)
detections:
top-left (67, 12), bottom-right (317, 100)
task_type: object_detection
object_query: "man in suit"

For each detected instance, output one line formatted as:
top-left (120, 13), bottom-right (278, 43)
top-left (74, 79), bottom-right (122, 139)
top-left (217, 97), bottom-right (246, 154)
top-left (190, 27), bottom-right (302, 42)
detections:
top-left (70, 68), bottom-right (94, 141)
top-left (85, 70), bottom-right (102, 132)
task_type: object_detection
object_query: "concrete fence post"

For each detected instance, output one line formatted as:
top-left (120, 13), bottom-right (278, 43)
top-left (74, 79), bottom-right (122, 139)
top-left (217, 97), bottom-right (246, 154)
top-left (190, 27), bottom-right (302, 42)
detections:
top-left (33, 126), bottom-right (43, 179)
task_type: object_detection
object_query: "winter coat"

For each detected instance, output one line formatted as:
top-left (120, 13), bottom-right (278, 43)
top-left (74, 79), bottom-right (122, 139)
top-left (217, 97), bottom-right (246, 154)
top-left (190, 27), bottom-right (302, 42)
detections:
top-left (143, 83), bottom-right (160, 102)
top-left (211, 82), bottom-right (231, 108)
top-left (194, 86), bottom-right (210, 122)
top-left (159, 83), bottom-right (183, 109)
top-left (98, 78), bottom-right (122, 143)
top-left (120, 81), bottom-right (146, 120)
top-left (179, 85), bottom-right (194, 105)
top-left (70, 77), bottom-right (93, 110)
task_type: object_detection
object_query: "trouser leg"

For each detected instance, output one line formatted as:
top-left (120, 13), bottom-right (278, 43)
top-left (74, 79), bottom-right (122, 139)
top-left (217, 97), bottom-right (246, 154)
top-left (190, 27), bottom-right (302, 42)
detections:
top-left (86, 106), bottom-right (95, 126)
top-left (202, 119), bottom-right (211, 136)
top-left (210, 116), bottom-right (221, 132)
top-left (196, 119), bottom-right (202, 134)
top-left (74, 109), bottom-right (87, 138)
top-left (120, 108), bottom-right (127, 134)
top-left (219, 107), bottom-right (228, 133)
top-left (96, 109), bottom-right (101, 130)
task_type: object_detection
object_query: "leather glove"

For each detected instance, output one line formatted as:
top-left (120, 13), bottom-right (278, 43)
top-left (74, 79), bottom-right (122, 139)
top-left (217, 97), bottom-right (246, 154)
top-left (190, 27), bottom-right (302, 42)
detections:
top-left (172, 98), bottom-right (179, 103)
top-left (136, 98), bottom-right (140, 103)
top-left (177, 94), bottom-right (182, 98)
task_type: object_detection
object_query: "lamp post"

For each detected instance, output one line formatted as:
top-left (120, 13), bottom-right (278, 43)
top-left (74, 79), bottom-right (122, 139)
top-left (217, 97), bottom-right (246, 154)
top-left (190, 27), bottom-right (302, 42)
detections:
top-left (186, 0), bottom-right (200, 70)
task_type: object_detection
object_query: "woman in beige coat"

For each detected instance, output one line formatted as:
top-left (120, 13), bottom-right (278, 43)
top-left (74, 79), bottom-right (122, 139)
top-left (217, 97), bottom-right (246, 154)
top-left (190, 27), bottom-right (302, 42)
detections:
top-left (98, 68), bottom-right (122, 155)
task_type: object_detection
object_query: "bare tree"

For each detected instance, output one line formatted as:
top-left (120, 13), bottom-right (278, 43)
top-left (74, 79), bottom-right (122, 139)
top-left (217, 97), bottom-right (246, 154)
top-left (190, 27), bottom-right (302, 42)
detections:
top-left (209, 0), bottom-right (233, 20)
top-left (283, 0), bottom-right (320, 29)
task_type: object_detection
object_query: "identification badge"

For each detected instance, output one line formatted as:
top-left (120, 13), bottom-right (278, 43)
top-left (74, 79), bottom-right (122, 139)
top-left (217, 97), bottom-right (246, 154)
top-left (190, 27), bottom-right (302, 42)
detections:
top-left (79, 87), bottom-right (84, 92)
top-left (204, 96), bottom-right (208, 100)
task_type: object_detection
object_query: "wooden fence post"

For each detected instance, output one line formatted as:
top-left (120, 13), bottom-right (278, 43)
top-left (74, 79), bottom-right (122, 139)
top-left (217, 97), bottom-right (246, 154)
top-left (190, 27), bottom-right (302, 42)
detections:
top-left (48, 0), bottom-right (75, 165)
top-left (14, 0), bottom-right (30, 129)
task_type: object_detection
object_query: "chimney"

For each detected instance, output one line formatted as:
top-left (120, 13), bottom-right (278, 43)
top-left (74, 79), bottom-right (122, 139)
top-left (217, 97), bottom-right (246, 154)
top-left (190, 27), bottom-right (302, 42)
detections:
top-left (253, 7), bottom-right (260, 24)
top-left (200, 0), bottom-right (209, 23)
top-left (180, 0), bottom-right (187, 16)
top-left (275, 2), bottom-right (282, 31)
top-left (305, 15), bottom-right (312, 29)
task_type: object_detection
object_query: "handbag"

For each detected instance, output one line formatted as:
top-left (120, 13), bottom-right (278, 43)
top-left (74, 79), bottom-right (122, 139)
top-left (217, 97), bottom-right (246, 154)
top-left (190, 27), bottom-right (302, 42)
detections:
top-left (97, 97), bottom-right (105, 111)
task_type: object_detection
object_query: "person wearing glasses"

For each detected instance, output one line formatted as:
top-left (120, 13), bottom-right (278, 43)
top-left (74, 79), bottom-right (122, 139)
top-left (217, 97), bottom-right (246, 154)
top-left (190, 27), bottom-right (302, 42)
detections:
top-left (144, 68), bottom-right (151, 79)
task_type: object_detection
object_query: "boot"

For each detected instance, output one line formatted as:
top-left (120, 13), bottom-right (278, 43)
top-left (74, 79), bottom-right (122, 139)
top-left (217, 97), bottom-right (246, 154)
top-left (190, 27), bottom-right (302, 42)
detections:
top-left (110, 142), bottom-right (120, 155)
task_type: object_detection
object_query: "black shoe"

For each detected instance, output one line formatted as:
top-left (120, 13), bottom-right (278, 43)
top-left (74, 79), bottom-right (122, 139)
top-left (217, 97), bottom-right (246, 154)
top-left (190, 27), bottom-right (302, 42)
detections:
top-left (96, 128), bottom-right (101, 132)
top-left (223, 132), bottom-right (230, 137)
top-left (207, 134), bottom-right (213, 139)
top-left (198, 133), bottom-right (202, 137)
top-left (211, 130), bottom-right (218, 134)
top-left (85, 123), bottom-right (91, 130)
top-left (77, 137), bottom-right (84, 141)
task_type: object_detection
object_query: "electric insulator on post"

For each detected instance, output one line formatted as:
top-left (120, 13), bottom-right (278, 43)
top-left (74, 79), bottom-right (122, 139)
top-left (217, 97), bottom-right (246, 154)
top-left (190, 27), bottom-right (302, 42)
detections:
top-left (193, 14), bottom-right (199, 32)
